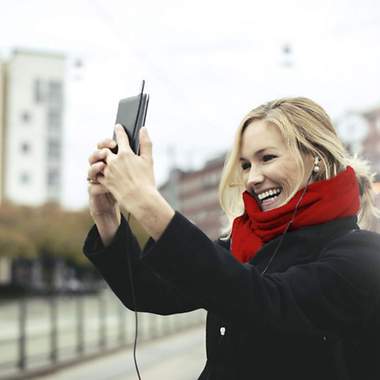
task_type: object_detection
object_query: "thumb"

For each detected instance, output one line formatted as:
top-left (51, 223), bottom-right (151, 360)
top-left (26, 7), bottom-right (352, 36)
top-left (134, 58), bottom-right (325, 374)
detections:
top-left (139, 127), bottom-right (153, 159)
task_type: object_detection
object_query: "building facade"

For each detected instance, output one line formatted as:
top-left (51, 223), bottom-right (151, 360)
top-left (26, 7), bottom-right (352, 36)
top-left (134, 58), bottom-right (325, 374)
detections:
top-left (160, 154), bottom-right (228, 240)
top-left (0, 49), bottom-right (65, 206)
top-left (0, 62), bottom-right (5, 203)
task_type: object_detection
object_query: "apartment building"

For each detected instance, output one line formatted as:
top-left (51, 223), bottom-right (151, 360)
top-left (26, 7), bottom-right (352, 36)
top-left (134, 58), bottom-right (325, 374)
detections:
top-left (0, 49), bottom-right (65, 206)
top-left (0, 62), bottom-right (5, 202)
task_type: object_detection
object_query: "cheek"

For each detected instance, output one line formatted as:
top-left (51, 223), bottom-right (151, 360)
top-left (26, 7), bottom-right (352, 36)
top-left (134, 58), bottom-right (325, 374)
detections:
top-left (274, 162), bottom-right (301, 194)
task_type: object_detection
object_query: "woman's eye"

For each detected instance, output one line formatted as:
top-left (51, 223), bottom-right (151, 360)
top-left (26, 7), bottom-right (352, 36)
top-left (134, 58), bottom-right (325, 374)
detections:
top-left (263, 155), bottom-right (276, 162)
top-left (241, 162), bottom-right (251, 171)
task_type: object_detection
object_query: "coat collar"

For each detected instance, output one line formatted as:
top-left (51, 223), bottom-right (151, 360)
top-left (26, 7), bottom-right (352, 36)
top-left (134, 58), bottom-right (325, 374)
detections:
top-left (248, 215), bottom-right (359, 273)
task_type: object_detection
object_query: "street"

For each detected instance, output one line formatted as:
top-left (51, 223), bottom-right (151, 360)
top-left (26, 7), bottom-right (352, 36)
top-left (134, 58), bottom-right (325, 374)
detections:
top-left (35, 325), bottom-right (205, 380)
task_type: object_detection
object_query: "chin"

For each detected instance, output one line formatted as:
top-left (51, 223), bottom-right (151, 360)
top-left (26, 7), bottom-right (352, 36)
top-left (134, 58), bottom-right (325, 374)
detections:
top-left (261, 197), bottom-right (286, 212)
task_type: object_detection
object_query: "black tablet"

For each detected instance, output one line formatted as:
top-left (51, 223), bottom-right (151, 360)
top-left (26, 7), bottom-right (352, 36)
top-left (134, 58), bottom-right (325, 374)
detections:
top-left (112, 80), bottom-right (149, 154)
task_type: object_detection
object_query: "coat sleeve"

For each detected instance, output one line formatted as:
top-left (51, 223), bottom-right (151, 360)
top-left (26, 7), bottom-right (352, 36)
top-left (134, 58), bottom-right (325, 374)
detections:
top-left (82, 215), bottom-right (200, 315)
top-left (141, 211), bottom-right (380, 336)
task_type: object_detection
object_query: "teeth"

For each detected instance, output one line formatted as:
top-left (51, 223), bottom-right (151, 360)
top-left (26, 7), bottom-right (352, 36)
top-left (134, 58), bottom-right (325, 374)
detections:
top-left (258, 188), bottom-right (282, 200)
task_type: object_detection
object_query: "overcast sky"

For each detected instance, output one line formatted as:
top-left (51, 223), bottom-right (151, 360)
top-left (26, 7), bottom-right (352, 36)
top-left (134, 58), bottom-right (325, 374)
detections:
top-left (1, 0), bottom-right (380, 209)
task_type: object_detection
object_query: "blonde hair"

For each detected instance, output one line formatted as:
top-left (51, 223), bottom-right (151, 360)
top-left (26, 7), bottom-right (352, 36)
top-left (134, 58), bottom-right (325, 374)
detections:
top-left (219, 97), bottom-right (380, 234)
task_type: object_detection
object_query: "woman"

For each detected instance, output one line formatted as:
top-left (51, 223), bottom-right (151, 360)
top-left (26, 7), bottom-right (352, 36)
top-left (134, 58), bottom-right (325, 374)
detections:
top-left (84, 97), bottom-right (380, 380)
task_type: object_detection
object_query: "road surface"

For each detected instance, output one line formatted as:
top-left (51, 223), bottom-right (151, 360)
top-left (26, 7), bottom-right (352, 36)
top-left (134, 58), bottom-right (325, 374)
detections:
top-left (36, 325), bottom-right (206, 380)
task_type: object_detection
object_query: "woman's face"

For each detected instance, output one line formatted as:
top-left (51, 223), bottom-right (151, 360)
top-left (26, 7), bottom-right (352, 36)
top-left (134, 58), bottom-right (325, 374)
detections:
top-left (240, 120), bottom-right (314, 211)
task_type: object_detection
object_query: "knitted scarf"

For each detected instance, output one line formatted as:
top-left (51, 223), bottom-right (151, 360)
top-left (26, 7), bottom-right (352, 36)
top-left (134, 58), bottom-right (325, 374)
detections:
top-left (231, 166), bottom-right (360, 263)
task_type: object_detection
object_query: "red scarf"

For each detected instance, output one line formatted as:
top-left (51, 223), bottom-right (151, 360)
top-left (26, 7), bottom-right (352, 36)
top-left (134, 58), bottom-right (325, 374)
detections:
top-left (231, 166), bottom-right (360, 263)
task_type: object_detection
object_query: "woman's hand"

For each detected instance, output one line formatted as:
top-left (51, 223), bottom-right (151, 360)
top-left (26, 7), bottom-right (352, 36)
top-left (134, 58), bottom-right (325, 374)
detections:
top-left (98, 125), bottom-right (157, 215)
top-left (98, 125), bottom-right (175, 241)
top-left (88, 139), bottom-right (120, 225)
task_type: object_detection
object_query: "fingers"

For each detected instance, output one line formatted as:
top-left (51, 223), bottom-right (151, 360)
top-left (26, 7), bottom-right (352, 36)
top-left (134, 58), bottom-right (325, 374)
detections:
top-left (89, 136), bottom-right (117, 164)
top-left (114, 124), bottom-right (133, 154)
top-left (88, 161), bottom-right (106, 181)
top-left (88, 181), bottom-right (109, 195)
top-left (88, 148), bottom-right (111, 165)
top-left (97, 138), bottom-right (117, 150)
top-left (139, 127), bottom-right (152, 159)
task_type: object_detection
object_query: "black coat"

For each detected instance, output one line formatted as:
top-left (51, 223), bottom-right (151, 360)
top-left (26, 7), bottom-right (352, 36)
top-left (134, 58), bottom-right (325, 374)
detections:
top-left (83, 212), bottom-right (380, 380)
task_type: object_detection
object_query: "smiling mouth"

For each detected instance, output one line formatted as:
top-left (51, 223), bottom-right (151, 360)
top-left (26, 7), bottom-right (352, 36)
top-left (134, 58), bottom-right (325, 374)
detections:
top-left (258, 188), bottom-right (282, 204)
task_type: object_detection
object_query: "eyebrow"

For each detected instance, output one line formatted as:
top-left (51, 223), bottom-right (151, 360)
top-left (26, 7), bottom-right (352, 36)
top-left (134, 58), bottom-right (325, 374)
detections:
top-left (239, 147), bottom-right (277, 160)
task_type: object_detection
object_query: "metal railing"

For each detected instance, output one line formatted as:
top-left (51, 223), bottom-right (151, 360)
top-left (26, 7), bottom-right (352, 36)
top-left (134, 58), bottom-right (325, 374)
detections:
top-left (0, 289), bottom-right (206, 379)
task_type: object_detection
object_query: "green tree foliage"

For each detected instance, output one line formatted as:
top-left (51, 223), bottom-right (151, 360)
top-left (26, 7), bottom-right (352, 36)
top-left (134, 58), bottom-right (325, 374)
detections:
top-left (0, 202), bottom-right (93, 265)
top-left (0, 227), bottom-right (37, 259)
top-left (0, 203), bottom-right (152, 265)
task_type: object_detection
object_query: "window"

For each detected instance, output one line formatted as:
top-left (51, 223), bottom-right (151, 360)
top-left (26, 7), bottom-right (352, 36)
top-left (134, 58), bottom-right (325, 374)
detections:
top-left (202, 172), bottom-right (218, 190)
top-left (47, 108), bottom-right (62, 130)
top-left (21, 111), bottom-right (31, 123)
top-left (47, 168), bottom-right (60, 187)
top-left (20, 142), bottom-right (31, 154)
top-left (20, 172), bottom-right (30, 184)
top-left (35, 79), bottom-right (63, 105)
top-left (48, 81), bottom-right (62, 104)
top-left (47, 140), bottom-right (61, 159)
top-left (34, 79), bottom-right (45, 103)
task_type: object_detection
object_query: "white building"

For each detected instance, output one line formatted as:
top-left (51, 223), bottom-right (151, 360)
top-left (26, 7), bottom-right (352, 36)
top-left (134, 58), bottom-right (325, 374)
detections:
top-left (0, 49), bottom-right (65, 206)
top-left (0, 61), bottom-right (5, 203)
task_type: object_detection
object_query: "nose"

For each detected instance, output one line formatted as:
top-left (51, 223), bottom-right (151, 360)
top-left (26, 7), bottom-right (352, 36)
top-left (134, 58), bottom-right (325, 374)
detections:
top-left (247, 166), bottom-right (264, 189)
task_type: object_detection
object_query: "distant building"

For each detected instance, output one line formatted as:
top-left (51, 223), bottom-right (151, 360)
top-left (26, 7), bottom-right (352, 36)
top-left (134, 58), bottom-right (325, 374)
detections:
top-left (159, 168), bottom-right (183, 211)
top-left (336, 105), bottom-right (380, 180)
top-left (0, 49), bottom-right (65, 206)
top-left (361, 105), bottom-right (380, 180)
top-left (160, 153), bottom-right (228, 240)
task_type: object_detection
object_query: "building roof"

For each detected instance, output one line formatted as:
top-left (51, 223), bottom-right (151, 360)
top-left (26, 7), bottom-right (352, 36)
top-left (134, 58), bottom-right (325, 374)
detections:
top-left (11, 48), bottom-right (65, 60)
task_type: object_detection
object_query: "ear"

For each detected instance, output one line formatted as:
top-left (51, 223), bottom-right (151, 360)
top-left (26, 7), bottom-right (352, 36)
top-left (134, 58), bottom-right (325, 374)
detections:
top-left (298, 152), bottom-right (316, 184)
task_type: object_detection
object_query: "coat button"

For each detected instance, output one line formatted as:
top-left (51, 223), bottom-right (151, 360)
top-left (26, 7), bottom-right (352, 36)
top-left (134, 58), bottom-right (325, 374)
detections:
top-left (220, 327), bottom-right (226, 336)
